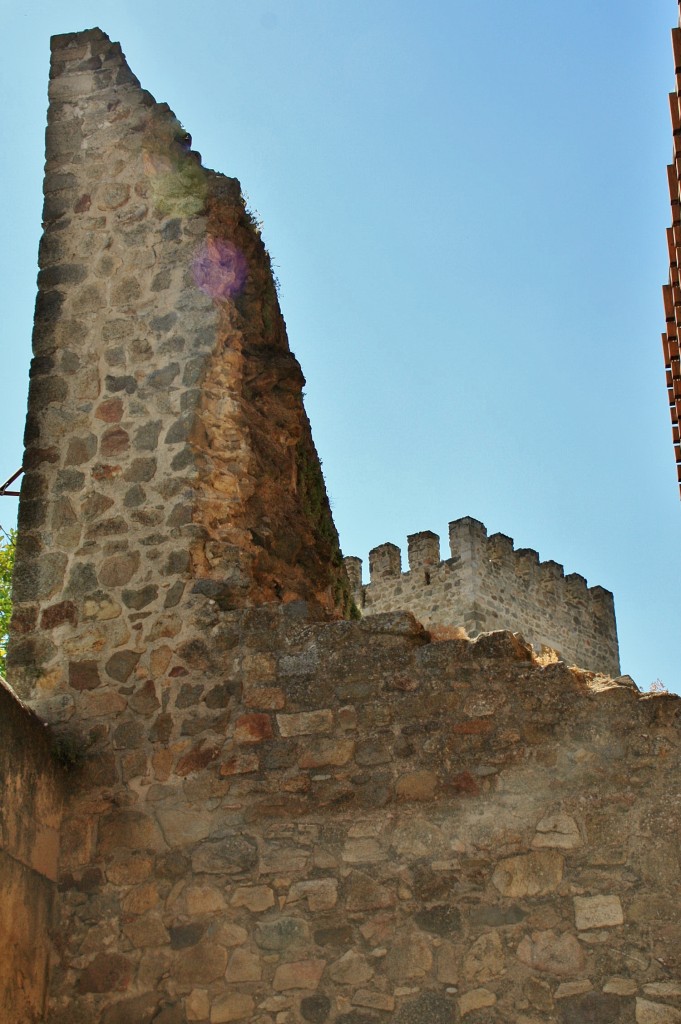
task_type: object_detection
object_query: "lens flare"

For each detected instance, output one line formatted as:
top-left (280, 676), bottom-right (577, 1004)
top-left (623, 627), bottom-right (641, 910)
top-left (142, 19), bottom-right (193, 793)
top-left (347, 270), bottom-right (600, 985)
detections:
top-left (192, 238), bottom-right (248, 300)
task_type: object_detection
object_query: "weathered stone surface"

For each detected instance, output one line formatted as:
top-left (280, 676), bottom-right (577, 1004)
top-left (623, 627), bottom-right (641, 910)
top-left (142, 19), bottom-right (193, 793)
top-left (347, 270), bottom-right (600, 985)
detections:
top-left (191, 835), bottom-right (258, 874)
top-left (273, 959), bottom-right (326, 991)
top-left (122, 584), bottom-right (158, 610)
top-left (395, 992), bottom-right (455, 1024)
top-left (574, 895), bottom-right (624, 930)
top-left (186, 989), bottom-right (210, 1021)
top-left (385, 930), bottom-right (432, 979)
top-left (345, 871), bottom-right (393, 912)
top-left (459, 988), bottom-right (496, 1017)
top-left (558, 992), bottom-right (634, 1023)
top-left (554, 980), bottom-right (594, 999)
top-left (123, 912), bottom-right (169, 948)
top-left (306, 927), bottom-right (348, 955)
top-left (169, 922), bottom-right (206, 950)
top-left (77, 949), bottom-right (132, 994)
top-left (516, 930), bottom-right (586, 977)
top-left (231, 884), bottom-right (275, 912)
top-left (414, 904), bottom-right (461, 936)
top-left (41, 600), bottom-right (77, 629)
top-left (100, 994), bottom-right (160, 1024)
top-left (636, 1000), bottom-right (681, 1024)
top-left (97, 810), bottom-right (166, 855)
top-left (210, 993), bottom-right (255, 1023)
top-left (224, 948), bottom-right (261, 981)
top-left (256, 916), bottom-right (310, 950)
top-left (69, 660), bottom-right (101, 691)
top-left (469, 903), bottom-right (525, 927)
top-left (128, 680), bottom-right (160, 716)
top-left (288, 878), bottom-right (339, 911)
top-left (300, 995), bottom-right (332, 1022)
top-left (155, 806), bottom-right (222, 846)
top-left (299, 738), bottom-right (354, 768)
top-left (105, 649), bottom-right (141, 682)
top-left (463, 930), bottom-right (505, 982)
top-left (605, 979), bottom-right (638, 996)
top-left (99, 552), bottom-right (141, 588)
top-left (234, 713), bottom-right (273, 744)
top-left (328, 949), bottom-right (374, 985)
top-left (532, 811), bottom-right (582, 849)
top-left (175, 941), bottom-right (228, 985)
top-left (435, 940), bottom-right (460, 984)
top-left (277, 710), bottom-right (333, 736)
top-left (492, 850), bottom-right (564, 897)
top-left (396, 770), bottom-right (438, 801)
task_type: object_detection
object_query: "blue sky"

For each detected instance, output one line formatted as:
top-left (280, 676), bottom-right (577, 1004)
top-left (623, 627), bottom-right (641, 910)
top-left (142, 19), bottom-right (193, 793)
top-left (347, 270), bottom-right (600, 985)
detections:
top-left (1, 0), bottom-right (679, 690)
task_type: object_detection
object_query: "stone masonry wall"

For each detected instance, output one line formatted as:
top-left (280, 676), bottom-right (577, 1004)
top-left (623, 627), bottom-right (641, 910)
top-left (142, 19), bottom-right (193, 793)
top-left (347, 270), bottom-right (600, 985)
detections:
top-left (0, 678), bottom-right (63, 1024)
top-left (345, 517), bottom-right (620, 677)
top-left (8, 28), bottom-right (350, 715)
top-left (6, 25), bottom-right (681, 1024)
top-left (44, 607), bottom-right (681, 1024)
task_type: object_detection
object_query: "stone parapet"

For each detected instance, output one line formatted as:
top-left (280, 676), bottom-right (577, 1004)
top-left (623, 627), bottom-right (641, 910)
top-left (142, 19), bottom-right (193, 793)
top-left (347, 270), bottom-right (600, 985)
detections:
top-left (346, 516), bottom-right (620, 676)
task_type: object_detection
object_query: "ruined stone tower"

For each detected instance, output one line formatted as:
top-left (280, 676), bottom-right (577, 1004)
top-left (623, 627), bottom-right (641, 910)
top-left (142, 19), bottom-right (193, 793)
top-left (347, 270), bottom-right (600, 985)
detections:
top-left (8, 27), bottom-right (352, 712)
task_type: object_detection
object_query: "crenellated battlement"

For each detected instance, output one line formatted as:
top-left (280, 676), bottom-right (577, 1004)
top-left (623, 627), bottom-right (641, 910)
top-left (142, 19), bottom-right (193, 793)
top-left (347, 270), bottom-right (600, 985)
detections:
top-left (345, 516), bottom-right (620, 676)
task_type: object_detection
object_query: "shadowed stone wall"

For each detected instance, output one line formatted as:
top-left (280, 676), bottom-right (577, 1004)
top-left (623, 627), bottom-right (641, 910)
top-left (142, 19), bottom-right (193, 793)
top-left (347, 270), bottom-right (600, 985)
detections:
top-left (0, 679), bottom-right (63, 1024)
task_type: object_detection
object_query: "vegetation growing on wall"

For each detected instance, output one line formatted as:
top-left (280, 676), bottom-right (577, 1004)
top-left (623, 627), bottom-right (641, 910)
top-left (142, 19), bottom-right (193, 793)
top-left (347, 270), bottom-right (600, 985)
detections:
top-left (0, 529), bottom-right (16, 678)
top-left (295, 441), bottom-right (360, 620)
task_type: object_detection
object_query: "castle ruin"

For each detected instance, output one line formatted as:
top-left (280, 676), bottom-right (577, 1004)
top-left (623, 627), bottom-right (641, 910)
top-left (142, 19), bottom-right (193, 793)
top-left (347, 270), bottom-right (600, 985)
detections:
top-left (1, 26), bottom-right (681, 1024)
top-left (345, 518), bottom-right (619, 678)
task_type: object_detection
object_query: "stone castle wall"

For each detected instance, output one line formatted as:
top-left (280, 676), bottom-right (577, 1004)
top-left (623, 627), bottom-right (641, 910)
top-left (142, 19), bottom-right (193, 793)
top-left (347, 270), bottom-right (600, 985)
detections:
top-left (0, 679), bottom-right (63, 1024)
top-left (345, 517), bottom-right (620, 677)
top-left (30, 608), bottom-right (681, 1024)
top-left (3, 25), bottom-right (681, 1024)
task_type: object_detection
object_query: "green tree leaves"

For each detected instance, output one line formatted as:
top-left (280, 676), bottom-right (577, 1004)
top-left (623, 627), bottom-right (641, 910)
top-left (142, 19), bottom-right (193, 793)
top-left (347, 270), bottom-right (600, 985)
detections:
top-left (0, 529), bottom-right (16, 678)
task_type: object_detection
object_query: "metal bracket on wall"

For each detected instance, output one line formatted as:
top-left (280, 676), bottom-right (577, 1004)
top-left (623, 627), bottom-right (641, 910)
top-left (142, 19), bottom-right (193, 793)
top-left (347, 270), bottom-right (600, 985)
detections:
top-left (0, 469), bottom-right (23, 497)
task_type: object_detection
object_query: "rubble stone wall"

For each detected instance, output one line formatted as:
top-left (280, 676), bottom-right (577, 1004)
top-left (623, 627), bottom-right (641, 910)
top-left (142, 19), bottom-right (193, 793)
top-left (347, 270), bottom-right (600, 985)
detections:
top-left (46, 608), bottom-right (681, 1024)
top-left (4, 27), bottom-right (680, 1024)
top-left (346, 517), bottom-right (620, 677)
top-left (0, 679), bottom-right (63, 1024)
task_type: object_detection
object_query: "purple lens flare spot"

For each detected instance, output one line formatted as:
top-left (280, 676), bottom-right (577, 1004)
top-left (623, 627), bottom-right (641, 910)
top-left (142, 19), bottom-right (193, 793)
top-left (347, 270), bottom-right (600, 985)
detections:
top-left (192, 238), bottom-right (247, 299)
